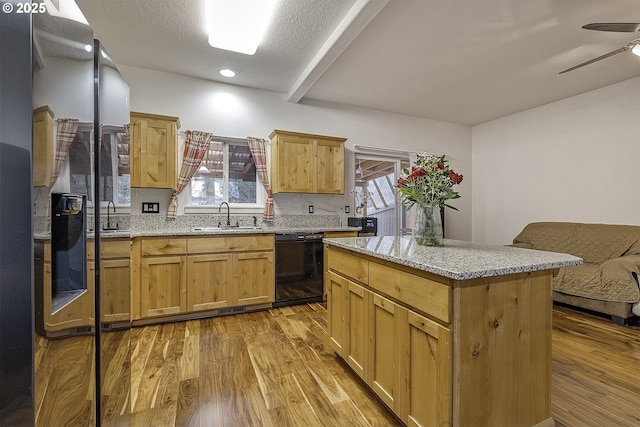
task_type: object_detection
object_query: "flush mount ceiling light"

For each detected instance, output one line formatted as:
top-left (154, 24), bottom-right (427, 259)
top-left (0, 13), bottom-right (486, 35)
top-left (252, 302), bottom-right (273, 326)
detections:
top-left (204, 0), bottom-right (278, 55)
top-left (219, 68), bottom-right (236, 77)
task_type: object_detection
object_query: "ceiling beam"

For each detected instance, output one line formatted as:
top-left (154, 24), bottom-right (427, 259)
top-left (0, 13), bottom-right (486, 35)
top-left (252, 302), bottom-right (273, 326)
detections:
top-left (286, 0), bottom-right (389, 103)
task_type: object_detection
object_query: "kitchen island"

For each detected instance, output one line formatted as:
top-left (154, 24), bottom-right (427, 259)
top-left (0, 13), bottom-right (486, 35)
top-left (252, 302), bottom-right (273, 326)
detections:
top-left (323, 236), bottom-right (582, 427)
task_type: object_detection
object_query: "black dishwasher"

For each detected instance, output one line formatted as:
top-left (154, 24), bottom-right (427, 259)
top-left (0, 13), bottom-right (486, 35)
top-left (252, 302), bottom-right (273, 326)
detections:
top-left (273, 233), bottom-right (324, 307)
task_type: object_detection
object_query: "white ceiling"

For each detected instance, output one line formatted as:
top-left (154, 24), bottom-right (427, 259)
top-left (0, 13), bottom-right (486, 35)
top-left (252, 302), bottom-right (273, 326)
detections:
top-left (76, 0), bottom-right (640, 126)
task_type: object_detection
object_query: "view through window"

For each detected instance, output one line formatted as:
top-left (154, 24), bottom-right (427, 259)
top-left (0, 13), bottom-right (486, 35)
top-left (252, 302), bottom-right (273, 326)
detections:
top-left (190, 137), bottom-right (257, 205)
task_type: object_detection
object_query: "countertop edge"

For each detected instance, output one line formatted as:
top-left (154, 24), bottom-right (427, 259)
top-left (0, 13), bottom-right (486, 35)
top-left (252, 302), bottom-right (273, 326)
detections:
top-left (324, 236), bottom-right (583, 280)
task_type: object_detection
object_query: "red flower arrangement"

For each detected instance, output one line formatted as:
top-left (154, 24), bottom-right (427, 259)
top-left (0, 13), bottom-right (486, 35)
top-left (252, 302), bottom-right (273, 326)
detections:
top-left (397, 154), bottom-right (463, 210)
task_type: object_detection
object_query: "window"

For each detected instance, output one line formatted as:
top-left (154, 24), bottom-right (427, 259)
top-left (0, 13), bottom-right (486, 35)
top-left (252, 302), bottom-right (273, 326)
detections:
top-left (68, 124), bottom-right (130, 205)
top-left (190, 137), bottom-right (257, 205)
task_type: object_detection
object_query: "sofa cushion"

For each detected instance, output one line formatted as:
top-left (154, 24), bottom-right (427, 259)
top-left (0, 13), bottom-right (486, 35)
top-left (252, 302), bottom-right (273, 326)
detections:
top-left (553, 260), bottom-right (640, 303)
top-left (513, 222), bottom-right (640, 264)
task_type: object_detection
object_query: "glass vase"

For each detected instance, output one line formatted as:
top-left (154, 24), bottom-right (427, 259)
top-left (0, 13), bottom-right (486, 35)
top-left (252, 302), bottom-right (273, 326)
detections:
top-left (413, 205), bottom-right (443, 246)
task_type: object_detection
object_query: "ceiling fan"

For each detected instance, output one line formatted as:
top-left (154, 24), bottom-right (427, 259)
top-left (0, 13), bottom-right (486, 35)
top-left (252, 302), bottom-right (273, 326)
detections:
top-left (559, 22), bottom-right (640, 74)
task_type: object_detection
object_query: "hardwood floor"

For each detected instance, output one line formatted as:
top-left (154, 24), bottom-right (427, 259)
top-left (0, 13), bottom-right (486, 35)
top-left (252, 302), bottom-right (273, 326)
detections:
top-left (35, 303), bottom-right (640, 426)
top-left (551, 305), bottom-right (640, 427)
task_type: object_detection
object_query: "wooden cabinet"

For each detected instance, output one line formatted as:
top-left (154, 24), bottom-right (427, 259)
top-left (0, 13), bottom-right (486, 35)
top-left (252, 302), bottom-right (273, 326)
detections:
top-left (132, 234), bottom-right (274, 321)
top-left (327, 244), bottom-right (555, 427)
top-left (404, 309), bottom-right (451, 427)
top-left (234, 251), bottom-right (274, 306)
top-left (324, 231), bottom-right (358, 238)
top-left (326, 246), bottom-right (452, 426)
top-left (131, 238), bottom-right (187, 319)
top-left (315, 138), bottom-right (344, 194)
top-left (369, 293), bottom-right (403, 412)
top-left (187, 253), bottom-right (231, 311)
top-left (97, 240), bottom-right (131, 324)
top-left (130, 111), bottom-right (180, 189)
top-left (33, 106), bottom-right (53, 187)
top-left (140, 255), bottom-right (186, 317)
top-left (187, 234), bottom-right (274, 310)
top-left (270, 129), bottom-right (346, 194)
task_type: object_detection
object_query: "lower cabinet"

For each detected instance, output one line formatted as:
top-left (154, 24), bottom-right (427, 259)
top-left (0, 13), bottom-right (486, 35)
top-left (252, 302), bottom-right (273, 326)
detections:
top-left (187, 253), bottom-right (231, 311)
top-left (327, 267), bottom-right (452, 426)
top-left (234, 251), bottom-right (274, 306)
top-left (99, 239), bottom-right (131, 324)
top-left (140, 255), bottom-right (187, 318)
top-left (132, 234), bottom-right (274, 321)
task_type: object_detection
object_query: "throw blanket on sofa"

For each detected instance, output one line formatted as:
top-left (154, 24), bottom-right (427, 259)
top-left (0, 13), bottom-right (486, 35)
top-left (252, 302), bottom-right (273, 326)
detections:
top-left (513, 222), bottom-right (640, 303)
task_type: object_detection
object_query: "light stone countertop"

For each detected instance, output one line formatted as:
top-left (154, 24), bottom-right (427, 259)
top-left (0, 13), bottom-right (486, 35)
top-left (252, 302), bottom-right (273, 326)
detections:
top-left (133, 226), bottom-right (359, 238)
top-left (35, 226), bottom-right (360, 240)
top-left (323, 235), bottom-right (583, 280)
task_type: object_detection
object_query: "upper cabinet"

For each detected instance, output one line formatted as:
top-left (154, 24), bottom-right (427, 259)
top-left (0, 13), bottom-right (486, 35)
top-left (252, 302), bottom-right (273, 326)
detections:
top-left (270, 130), bottom-right (346, 194)
top-left (130, 112), bottom-right (180, 189)
top-left (32, 106), bottom-right (54, 187)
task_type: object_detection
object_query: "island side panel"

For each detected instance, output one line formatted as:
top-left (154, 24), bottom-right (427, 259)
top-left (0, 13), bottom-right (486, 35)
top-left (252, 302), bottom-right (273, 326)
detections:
top-left (452, 270), bottom-right (553, 427)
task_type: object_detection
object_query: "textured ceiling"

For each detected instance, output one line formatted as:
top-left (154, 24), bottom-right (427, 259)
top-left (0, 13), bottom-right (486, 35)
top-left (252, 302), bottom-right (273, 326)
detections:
top-left (76, 0), bottom-right (640, 126)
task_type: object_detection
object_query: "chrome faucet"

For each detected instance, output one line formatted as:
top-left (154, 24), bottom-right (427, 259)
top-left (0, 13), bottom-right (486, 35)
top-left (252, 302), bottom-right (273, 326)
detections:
top-left (219, 202), bottom-right (230, 226)
top-left (104, 200), bottom-right (117, 230)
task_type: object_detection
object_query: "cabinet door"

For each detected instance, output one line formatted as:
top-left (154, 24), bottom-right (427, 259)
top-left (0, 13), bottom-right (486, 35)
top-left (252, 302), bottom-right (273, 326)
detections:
top-left (33, 106), bottom-right (53, 187)
top-left (187, 253), bottom-right (231, 312)
top-left (140, 255), bottom-right (186, 318)
top-left (327, 271), bottom-right (348, 353)
top-left (276, 135), bottom-right (313, 193)
top-left (315, 139), bottom-right (344, 194)
top-left (101, 259), bottom-right (131, 323)
top-left (369, 293), bottom-right (404, 411)
top-left (233, 251), bottom-right (274, 306)
top-left (404, 310), bottom-right (451, 427)
top-left (131, 116), bottom-right (177, 189)
top-left (347, 281), bottom-right (369, 380)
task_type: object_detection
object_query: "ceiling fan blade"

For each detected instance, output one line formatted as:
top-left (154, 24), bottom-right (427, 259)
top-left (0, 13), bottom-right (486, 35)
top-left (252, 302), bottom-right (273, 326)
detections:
top-left (559, 45), bottom-right (630, 74)
top-left (582, 23), bottom-right (640, 32)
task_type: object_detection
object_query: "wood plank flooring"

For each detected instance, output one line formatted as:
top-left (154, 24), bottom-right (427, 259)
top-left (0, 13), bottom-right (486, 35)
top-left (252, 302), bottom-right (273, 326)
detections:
top-left (35, 303), bottom-right (640, 426)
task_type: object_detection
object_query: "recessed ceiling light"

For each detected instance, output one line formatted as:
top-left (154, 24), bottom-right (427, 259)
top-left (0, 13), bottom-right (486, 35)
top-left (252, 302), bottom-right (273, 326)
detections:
top-left (632, 43), bottom-right (640, 57)
top-left (220, 69), bottom-right (236, 77)
top-left (205, 0), bottom-right (278, 55)
top-left (84, 44), bottom-right (93, 53)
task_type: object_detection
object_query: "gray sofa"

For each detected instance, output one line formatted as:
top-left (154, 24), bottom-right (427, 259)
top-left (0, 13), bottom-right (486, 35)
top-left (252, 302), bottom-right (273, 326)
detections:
top-left (512, 222), bottom-right (640, 325)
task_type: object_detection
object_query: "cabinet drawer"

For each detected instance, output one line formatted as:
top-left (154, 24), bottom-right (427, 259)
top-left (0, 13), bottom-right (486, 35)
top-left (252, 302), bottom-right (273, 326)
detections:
top-left (141, 238), bottom-right (187, 256)
top-left (369, 262), bottom-right (450, 323)
top-left (188, 235), bottom-right (273, 254)
top-left (324, 231), bottom-right (357, 238)
top-left (100, 239), bottom-right (131, 259)
top-left (327, 247), bottom-right (368, 284)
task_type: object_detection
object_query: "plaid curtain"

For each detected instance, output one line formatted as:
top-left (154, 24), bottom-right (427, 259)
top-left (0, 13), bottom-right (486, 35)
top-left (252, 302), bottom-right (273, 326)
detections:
top-left (49, 118), bottom-right (79, 188)
top-left (167, 130), bottom-right (213, 218)
top-left (247, 137), bottom-right (274, 221)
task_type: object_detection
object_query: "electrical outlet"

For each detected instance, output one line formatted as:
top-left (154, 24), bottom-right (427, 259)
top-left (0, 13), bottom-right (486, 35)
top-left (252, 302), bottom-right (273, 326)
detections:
top-left (308, 205), bottom-right (314, 214)
top-left (142, 202), bottom-right (160, 213)
top-left (345, 205), bottom-right (350, 214)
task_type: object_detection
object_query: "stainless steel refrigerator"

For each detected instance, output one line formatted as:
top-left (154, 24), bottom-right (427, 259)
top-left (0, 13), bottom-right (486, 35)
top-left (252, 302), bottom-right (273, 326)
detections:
top-left (0, 1), bottom-right (34, 424)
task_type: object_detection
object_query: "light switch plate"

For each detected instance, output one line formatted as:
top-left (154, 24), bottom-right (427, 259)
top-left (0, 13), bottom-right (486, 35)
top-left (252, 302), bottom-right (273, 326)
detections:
top-left (142, 202), bottom-right (160, 213)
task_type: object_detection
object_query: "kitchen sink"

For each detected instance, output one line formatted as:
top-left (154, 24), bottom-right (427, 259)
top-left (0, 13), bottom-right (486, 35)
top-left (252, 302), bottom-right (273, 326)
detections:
top-left (191, 226), bottom-right (263, 232)
top-left (101, 229), bottom-right (130, 234)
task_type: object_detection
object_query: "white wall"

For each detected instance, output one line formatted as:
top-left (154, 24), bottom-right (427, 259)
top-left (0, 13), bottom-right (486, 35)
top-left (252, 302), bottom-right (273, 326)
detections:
top-left (119, 65), bottom-right (473, 240)
top-left (33, 57), bottom-right (94, 122)
top-left (472, 77), bottom-right (640, 245)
